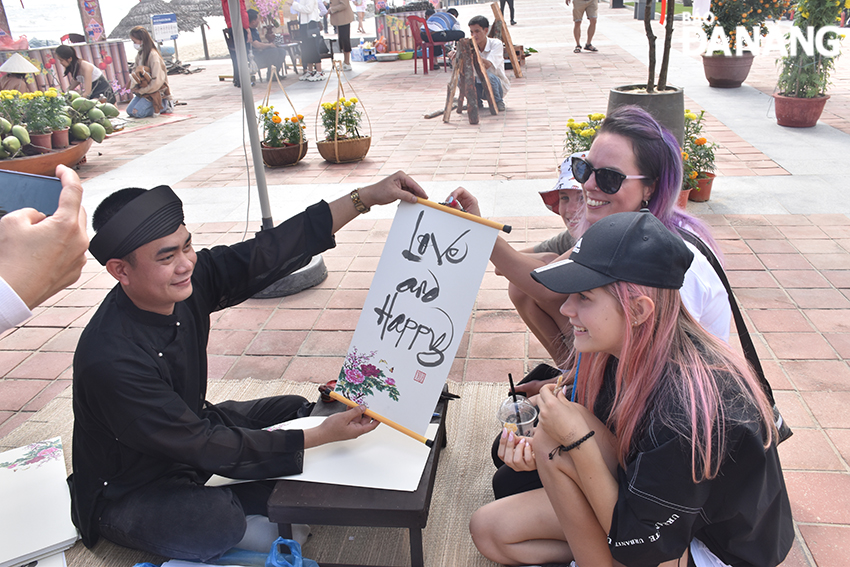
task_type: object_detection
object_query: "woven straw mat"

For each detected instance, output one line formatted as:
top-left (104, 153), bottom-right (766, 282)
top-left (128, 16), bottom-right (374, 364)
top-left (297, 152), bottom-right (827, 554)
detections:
top-left (0, 379), bottom-right (507, 567)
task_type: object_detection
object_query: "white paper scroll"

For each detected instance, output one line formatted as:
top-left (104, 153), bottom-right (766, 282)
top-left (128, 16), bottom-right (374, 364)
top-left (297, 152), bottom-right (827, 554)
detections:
top-left (336, 201), bottom-right (499, 435)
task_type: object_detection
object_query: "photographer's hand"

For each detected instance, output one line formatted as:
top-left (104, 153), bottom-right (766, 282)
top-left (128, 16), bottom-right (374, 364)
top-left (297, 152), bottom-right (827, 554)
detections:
top-left (0, 165), bottom-right (88, 310)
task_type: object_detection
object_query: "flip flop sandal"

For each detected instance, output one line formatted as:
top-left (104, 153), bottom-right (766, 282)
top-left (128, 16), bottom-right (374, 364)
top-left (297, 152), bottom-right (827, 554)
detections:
top-left (584, 44), bottom-right (599, 52)
top-left (574, 45), bottom-right (582, 53)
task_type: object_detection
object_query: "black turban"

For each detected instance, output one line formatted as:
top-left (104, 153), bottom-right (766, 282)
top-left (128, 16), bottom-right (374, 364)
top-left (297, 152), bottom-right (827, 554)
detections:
top-left (89, 185), bottom-right (184, 265)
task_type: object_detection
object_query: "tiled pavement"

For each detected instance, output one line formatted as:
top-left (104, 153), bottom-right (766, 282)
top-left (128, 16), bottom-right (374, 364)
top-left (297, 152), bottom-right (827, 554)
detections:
top-left (74, 3), bottom-right (831, 190)
top-left (4, 1), bottom-right (850, 565)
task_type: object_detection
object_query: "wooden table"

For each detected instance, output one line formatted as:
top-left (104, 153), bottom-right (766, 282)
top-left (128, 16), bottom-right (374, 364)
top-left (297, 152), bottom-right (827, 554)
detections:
top-left (267, 397), bottom-right (450, 567)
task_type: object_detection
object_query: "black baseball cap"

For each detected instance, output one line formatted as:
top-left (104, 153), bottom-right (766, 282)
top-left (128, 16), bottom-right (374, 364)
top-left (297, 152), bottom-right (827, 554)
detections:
top-left (531, 211), bottom-right (694, 294)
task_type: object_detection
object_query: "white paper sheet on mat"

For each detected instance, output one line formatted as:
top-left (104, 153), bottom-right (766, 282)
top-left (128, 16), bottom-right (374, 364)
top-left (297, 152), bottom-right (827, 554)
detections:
top-left (206, 416), bottom-right (438, 491)
top-left (0, 437), bottom-right (78, 567)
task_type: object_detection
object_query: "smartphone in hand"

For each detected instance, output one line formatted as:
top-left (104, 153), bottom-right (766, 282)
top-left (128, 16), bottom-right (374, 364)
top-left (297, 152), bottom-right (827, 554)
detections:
top-left (0, 170), bottom-right (63, 218)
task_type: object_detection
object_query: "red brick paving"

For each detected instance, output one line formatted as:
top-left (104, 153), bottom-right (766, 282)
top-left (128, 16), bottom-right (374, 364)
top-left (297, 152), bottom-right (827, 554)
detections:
top-left (5, 217), bottom-right (849, 567)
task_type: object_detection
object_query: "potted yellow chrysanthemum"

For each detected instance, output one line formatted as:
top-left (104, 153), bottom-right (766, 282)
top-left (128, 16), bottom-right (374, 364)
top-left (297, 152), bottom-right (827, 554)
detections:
top-left (258, 104), bottom-right (308, 167)
top-left (22, 90), bottom-right (54, 153)
top-left (315, 95), bottom-right (371, 163)
top-left (564, 112), bottom-right (605, 154)
top-left (682, 110), bottom-right (717, 202)
top-left (45, 87), bottom-right (71, 149)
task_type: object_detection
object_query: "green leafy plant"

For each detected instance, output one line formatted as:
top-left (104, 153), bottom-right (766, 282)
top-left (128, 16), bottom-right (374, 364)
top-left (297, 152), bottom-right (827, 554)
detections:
top-left (0, 89), bottom-right (25, 125)
top-left (258, 104), bottom-right (305, 147)
top-left (776, 0), bottom-right (843, 98)
top-left (44, 87), bottom-right (69, 131)
top-left (564, 112), bottom-right (605, 154)
top-left (321, 97), bottom-right (363, 141)
top-left (682, 110), bottom-right (717, 191)
top-left (280, 114), bottom-right (306, 145)
top-left (21, 91), bottom-right (52, 135)
top-left (703, 0), bottom-right (792, 52)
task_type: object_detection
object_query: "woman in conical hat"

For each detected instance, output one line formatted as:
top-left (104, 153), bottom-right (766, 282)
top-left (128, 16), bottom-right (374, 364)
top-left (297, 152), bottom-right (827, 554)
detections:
top-left (0, 53), bottom-right (39, 93)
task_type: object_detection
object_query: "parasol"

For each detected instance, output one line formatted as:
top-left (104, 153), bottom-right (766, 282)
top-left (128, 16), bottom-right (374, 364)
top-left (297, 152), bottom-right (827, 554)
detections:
top-left (168, 0), bottom-right (223, 19)
top-left (108, 0), bottom-right (206, 39)
top-left (167, 0), bottom-right (224, 59)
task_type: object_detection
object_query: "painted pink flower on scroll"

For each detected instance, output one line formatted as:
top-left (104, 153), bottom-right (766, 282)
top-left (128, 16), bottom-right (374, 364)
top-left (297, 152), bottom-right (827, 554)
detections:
top-left (337, 347), bottom-right (401, 406)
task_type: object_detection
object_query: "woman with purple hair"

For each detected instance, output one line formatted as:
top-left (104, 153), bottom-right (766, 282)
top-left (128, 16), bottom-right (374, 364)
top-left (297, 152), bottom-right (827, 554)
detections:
top-left (449, 106), bottom-right (734, 503)
top-left (449, 105), bottom-right (730, 378)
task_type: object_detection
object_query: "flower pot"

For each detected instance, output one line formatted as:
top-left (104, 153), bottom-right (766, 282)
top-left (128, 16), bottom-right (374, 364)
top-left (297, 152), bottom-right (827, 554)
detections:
top-left (261, 141), bottom-right (308, 167)
top-left (774, 94), bottom-right (830, 128)
top-left (316, 136), bottom-right (372, 164)
top-left (28, 132), bottom-right (53, 154)
top-left (677, 188), bottom-right (691, 209)
top-left (701, 53), bottom-right (755, 88)
top-left (607, 85), bottom-right (685, 147)
top-left (688, 172), bottom-right (715, 202)
top-left (51, 128), bottom-right (70, 149)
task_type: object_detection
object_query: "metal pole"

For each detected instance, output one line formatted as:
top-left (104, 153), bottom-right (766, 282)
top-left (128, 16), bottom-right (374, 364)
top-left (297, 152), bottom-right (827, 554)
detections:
top-left (201, 24), bottom-right (210, 60)
top-left (227, 0), bottom-right (274, 230)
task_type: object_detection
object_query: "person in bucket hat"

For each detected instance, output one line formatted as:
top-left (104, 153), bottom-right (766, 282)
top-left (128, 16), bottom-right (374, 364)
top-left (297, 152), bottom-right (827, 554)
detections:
top-left (538, 151), bottom-right (586, 238)
top-left (442, 154), bottom-right (584, 390)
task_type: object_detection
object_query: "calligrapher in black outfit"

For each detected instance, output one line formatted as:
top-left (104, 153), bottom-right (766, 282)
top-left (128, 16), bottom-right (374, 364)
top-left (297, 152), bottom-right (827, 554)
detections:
top-left (70, 174), bottom-right (427, 561)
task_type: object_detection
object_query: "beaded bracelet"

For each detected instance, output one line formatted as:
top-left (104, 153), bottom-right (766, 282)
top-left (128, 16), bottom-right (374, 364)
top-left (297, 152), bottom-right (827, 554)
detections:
top-left (548, 430), bottom-right (595, 460)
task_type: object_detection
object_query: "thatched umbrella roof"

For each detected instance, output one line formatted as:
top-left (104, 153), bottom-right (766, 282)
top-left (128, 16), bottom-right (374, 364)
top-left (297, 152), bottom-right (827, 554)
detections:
top-left (168, 0), bottom-right (223, 20)
top-left (109, 0), bottom-right (206, 39)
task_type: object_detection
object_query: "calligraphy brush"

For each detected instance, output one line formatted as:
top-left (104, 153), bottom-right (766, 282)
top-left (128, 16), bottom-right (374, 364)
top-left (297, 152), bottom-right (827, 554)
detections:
top-left (318, 385), bottom-right (434, 447)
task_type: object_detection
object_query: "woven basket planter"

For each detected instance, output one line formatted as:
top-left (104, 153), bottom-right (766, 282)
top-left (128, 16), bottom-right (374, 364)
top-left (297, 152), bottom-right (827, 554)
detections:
top-left (315, 63), bottom-right (373, 164)
top-left (261, 142), bottom-right (308, 167)
top-left (258, 70), bottom-right (308, 167)
top-left (316, 136), bottom-right (372, 164)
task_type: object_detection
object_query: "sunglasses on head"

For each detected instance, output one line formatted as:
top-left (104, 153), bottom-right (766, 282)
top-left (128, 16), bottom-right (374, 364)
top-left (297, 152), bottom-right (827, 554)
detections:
top-left (570, 156), bottom-right (649, 195)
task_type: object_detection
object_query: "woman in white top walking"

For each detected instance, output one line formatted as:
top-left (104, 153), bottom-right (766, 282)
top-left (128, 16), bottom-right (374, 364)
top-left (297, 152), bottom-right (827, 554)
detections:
top-left (292, 0), bottom-right (327, 81)
top-left (353, 0), bottom-right (367, 34)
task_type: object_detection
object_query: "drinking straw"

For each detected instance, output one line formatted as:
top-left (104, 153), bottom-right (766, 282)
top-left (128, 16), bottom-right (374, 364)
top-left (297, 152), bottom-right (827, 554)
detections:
top-left (570, 353), bottom-right (581, 402)
top-left (508, 373), bottom-right (518, 403)
top-left (318, 385), bottom-right (434, 447)
top-left (508, 373), bottom-right (523, 432)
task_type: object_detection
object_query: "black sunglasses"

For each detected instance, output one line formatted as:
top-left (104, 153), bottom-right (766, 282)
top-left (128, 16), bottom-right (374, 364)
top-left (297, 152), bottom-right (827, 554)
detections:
top-left (571, 156), bottom-right (648, 195)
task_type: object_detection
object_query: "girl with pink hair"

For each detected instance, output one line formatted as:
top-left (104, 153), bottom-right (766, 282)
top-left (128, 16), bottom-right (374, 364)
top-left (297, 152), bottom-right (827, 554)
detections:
top-left (469, 211), bottom-right (792, 567)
